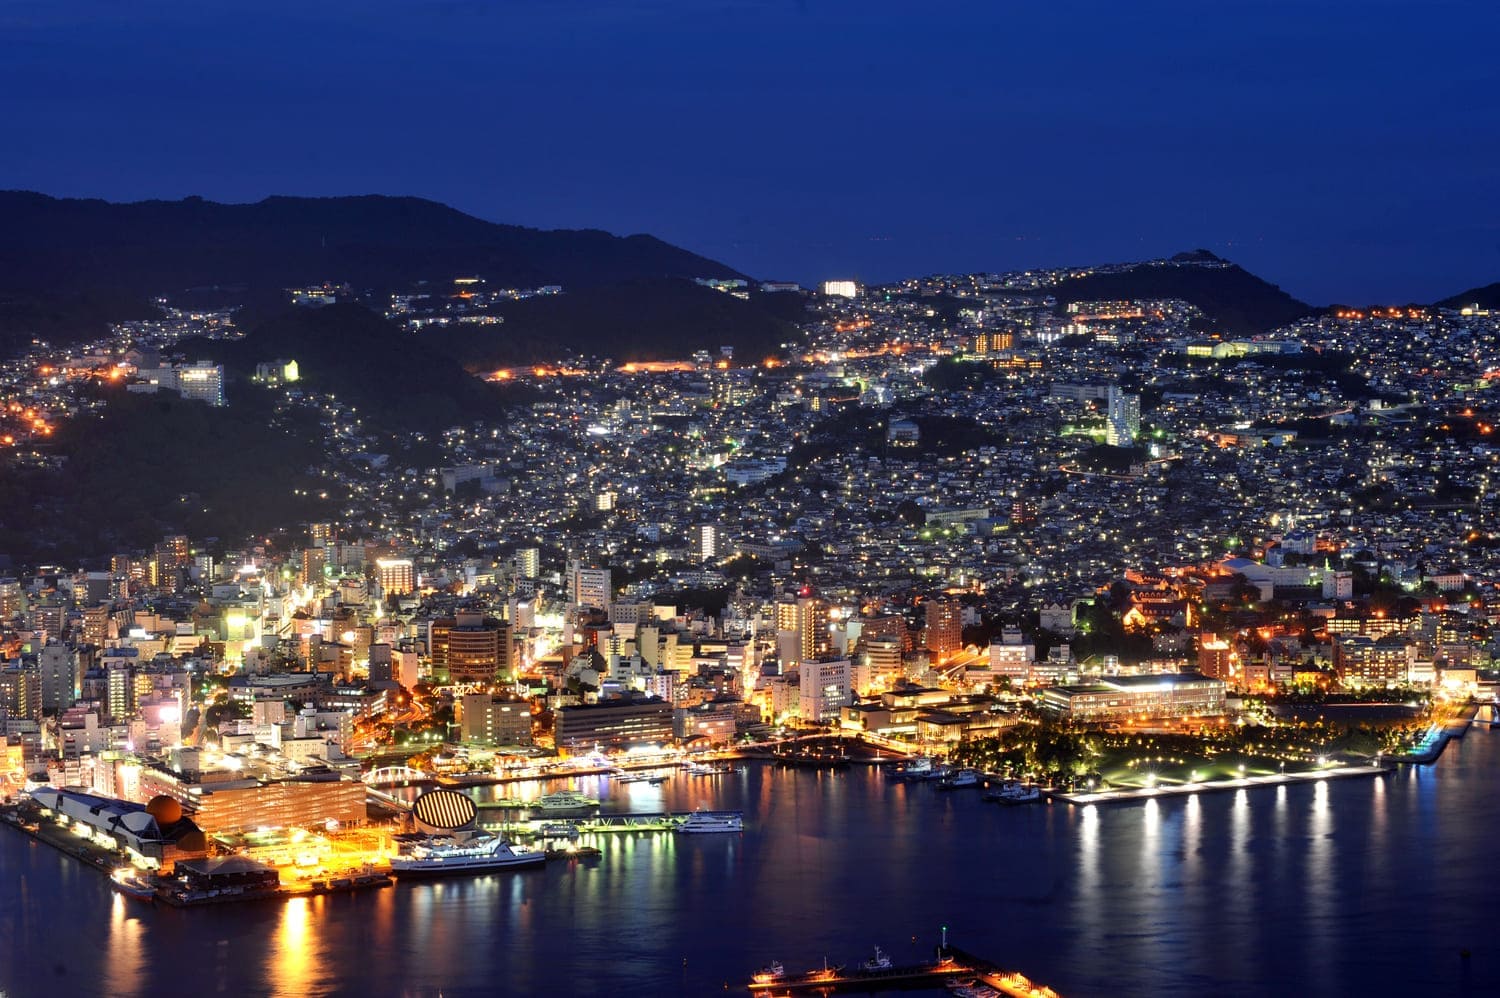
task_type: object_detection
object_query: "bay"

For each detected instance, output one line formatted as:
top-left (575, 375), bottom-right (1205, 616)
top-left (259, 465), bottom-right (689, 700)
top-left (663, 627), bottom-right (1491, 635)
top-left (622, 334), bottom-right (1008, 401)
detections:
top-left (2, 727), bottom-right (1497, 997)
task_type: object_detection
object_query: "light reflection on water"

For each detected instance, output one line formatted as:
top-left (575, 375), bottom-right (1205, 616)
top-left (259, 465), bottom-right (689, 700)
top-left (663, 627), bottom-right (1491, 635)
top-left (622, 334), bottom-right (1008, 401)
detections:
top-left (4, 732), bottom-right (1500, 998)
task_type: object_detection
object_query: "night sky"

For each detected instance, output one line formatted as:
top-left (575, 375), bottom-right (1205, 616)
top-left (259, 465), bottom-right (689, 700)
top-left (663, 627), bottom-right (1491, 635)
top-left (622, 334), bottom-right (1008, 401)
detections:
top-left (3, 0), bottom-right (1498, 303)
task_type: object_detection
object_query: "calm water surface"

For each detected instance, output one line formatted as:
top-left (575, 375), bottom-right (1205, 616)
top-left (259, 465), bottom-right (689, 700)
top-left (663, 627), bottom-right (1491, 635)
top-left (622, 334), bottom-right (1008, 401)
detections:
top-left (3, 728), bottom-right (1498, 997)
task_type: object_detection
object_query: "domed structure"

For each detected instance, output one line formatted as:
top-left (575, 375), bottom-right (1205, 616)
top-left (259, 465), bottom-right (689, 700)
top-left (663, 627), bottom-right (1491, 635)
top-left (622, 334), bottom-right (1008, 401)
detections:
top-left (145, 795), bottom-right (183, 828)
top-left (411, 788), bottom-right (478, 833)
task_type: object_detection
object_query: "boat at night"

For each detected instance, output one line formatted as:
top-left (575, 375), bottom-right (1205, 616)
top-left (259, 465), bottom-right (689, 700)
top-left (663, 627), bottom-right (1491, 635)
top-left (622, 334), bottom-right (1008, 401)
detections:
top-left (110, 868), bottom-right (157, 902)
top-left (674, 810), bottom-right (744, 834)
top-left (531, 791), bottom-right (599, 812)
top-left (390, 831), bottom-right (545, 876)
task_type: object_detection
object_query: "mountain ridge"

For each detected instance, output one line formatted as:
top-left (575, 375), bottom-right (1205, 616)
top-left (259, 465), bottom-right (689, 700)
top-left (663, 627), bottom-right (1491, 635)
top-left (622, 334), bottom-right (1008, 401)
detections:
top-left (0, 191), bottom-right (749, 349)
top-left (1046, 253), bottom-right (1316, 336)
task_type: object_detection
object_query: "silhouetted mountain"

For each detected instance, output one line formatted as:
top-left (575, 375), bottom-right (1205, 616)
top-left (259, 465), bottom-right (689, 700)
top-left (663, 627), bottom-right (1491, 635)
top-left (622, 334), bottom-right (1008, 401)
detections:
top-left (0, 191), bottom-right (746, 348)
top-left (1435, 282), bottom-right (1500, 310)
top-left (0, 389), bottom-right (329, 566)
top-left (1050, 255), bottom-right (1314, 335)
top-left (427, 278), bottom-right (803, 368)
top-left (184, 303), bottom-right (507, 432)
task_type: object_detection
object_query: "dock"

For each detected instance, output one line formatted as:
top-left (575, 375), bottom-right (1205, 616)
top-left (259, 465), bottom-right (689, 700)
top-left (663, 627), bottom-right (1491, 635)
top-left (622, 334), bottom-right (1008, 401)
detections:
top-left (745, 944), bottom-right (1061, 996)
top-left (1051, 762), bottom-right (1389, 806)
top-left (478, 809), bottom-right (743, 835)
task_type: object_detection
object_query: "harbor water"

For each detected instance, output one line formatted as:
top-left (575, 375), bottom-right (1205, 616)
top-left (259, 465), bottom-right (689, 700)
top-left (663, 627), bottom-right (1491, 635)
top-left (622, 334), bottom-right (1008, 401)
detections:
top-left (2, 726), bottom-right (1498, 997)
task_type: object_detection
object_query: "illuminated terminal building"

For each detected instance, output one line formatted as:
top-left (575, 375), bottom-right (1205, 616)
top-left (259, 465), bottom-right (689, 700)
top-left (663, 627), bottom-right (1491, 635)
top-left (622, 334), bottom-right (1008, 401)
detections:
top-left (1038, 673), bottom-right (1227, 722)
top-left (29, 787), bottom-right (207, 868)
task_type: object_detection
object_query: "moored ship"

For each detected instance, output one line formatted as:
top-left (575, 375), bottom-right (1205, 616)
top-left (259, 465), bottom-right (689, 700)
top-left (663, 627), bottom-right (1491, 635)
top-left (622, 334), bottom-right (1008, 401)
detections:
top-left (674, 810), bottom-right (744, 834)
top-left (531, 790), bottom-right (599, 812)
top-left (390, 831), bottom-right (545, 877)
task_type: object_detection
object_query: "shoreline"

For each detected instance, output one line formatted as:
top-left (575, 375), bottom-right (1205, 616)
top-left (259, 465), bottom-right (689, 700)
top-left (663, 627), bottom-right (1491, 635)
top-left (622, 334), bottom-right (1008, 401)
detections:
top-left (1385, 705), bottom-right (1480, 764)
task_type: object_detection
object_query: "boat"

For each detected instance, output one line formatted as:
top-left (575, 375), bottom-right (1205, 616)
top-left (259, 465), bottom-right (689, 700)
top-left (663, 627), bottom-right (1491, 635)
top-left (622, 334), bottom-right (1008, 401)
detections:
top-left (751, 961), bottom-right (786, 985)
top-left (389, 830), bottom-right (546, 877)
top-left (648, 775), bottom-right (670, 785)
top-left (613, 772), bottom-right (650, 784)
top-left (537, 821), bottom-right (579, 839)
top-left (947, 981), bottom-right (1000, 998)
top-left (997, 786), bottom-right (1041, 804)
top-left (936, 768), bottom-right (980, 790)
top-left (531, 790), bottom-right (599, 812)
top-left (675, 810), bottom-right (744, 834)
top-left (897, 757), bottom-right (933, 779)
top-left (981, 782), bottom-right (1018, 802)
top-left (110, 868), bottom-right (157, 902)
top-left (985, 783), bottom-right (1041, 804)
top-left (685, 762), bottom-right (734, 776)
top-left (861, 945), bottom-right (893, 971)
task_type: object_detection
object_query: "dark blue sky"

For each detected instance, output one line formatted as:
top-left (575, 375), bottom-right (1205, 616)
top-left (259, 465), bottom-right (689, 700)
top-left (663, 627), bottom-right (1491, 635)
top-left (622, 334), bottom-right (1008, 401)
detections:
top-left (3, 0), bottom-right (1498, 302)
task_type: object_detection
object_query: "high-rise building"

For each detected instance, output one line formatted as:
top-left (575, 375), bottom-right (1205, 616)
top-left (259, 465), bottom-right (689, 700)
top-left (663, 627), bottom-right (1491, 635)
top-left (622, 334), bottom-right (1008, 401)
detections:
top-left (106, 663), bottom-right (137, 723)
top-left (821, 280), bottom-right (859, 298)
top-left (459, 694), bottom-right (532, 746)
top-left (0, 578), bottom-right (22, 621)
top-left (300, 548), bottom-right (326, 588)
top-left (1322, 570), bottom-right (1354, 600)
top-left (37, 643), bottom-right (80, 715)
top-left (776, 595), bottom-right (829, 669)
top-left (514, 547), bottom-right (540, 580)
top-left (31, 599), bottom-right (67, 642)
top-left (924, 598), bottom-right (963, 663)
top-left (430, 612), bottom-right (511, 685)
top-left (798, 658), bottom-right (852, 723)
top-left (82, 605), bottom-right (111, 647)
top-left (859, 614), bottom-right (910, 652)
top-left (567, 562), bottom-right (612, 610)
top-left (173, 361), bottom-right (225, 406)
top-left (1197, 636), bottom-right (1234, 682)
top-left (689, 524), bottom-right (721, 561)
top-left (376, 558), bottom-right (415, 597)
top-left (858, 638), bottom-right (904, 687)
top-left (0, 664), bottom-right (40, 721)
top-left (1106, 385), bottom-right (1141, 447)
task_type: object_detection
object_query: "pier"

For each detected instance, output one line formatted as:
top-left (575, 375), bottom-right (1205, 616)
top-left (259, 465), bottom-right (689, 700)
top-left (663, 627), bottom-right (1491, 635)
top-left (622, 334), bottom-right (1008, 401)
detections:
top-left (745, 943), bottom-right (1061, 996)
top-left (1052, 762), bottom-right (1389, 806)
top-left (478, 809), bottom-right (744, 835)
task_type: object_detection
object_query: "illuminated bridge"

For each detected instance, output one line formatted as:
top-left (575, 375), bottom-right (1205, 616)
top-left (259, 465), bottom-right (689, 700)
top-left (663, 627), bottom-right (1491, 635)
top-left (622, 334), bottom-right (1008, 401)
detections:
top-left (363, 766), bottom-right (430, 787)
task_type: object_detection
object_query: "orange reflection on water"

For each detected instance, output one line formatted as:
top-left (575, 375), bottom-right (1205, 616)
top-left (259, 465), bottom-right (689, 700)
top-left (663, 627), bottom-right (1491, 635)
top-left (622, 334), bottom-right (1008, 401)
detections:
top-left (103, 894), bottom-right (145, 997)
top-left (269, 896), bottom-right (314, 996)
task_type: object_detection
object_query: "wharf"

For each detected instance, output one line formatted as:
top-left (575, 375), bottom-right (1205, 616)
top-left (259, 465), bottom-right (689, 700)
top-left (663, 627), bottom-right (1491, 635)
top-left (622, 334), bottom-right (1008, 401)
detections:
top-left (1052, 763), bottom-right (1389, 806)
top-left (479, 809), bottom-right (743, 834)
top-left (746, 945), bottom-right (1061, 996)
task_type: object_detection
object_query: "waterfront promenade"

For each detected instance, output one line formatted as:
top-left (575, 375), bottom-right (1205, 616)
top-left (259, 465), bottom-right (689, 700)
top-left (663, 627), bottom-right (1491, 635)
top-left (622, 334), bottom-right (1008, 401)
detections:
top-left (1051, 761), bottom-right (1388, 806)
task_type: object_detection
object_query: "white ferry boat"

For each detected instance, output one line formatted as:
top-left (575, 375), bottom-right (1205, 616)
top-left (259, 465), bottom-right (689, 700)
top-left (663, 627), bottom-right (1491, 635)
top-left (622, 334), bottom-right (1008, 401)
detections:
top-left (675, 810), bottom-right (744, 834)
top-left (532, 790), bottom-right (599, 812)
top-left (390, 831), bottom-right (545, 877)
top-left (861, 946), bottom-right (893, 971)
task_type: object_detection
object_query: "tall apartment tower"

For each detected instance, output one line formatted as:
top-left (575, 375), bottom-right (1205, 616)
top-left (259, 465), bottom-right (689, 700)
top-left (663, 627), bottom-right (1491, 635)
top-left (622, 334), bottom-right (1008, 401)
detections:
top-left (1106, 385), bottom-right (1141, 447)
top-left (567, 561), bottom-right (612, 610)
top-left (514, 547), bottom-right (540, 580)
top-left (376, 558), bottom-right (416, 597)
top-left (776, 595), bottom-right (830, 670)
top-left (924, 598), bottom-right (963, 663)
top-left (37, 643), bottom-right (81, 715)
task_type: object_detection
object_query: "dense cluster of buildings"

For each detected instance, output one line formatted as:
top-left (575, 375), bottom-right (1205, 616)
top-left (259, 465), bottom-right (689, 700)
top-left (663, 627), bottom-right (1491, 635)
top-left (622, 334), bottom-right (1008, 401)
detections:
top-left (3, 258), bottom-right (1498, 843)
